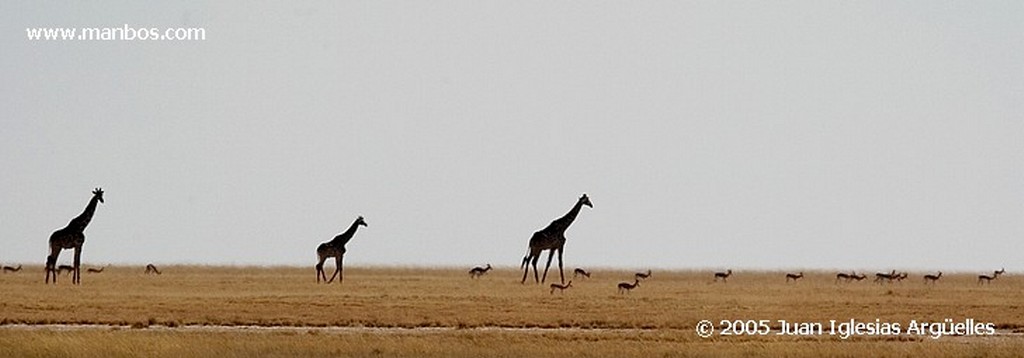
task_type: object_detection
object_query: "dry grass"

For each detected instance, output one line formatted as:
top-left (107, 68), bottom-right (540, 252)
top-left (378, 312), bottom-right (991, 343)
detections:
top-left (1, 265), bottom-right (1022, 356)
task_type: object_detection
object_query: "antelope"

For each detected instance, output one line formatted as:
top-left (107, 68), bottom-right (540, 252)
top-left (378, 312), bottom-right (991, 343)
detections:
top-left (617, 279), bottom-right (640, 294)
top-left (469, 264), bottom-right (492, 278)
top-left (3, 264), bottom-right (22, 273)
top-left (635, 270), bottom-right (652, 281)
top-left (874, 270), bottom-right (897, 284)
top-left (895, 272), bottom-right (909, 282)
top-left (835, 271), bottom-right (855, 283)
top-left (57, 265), bottom-right (75, 275)
top-left (87, 265), bottom-right (109, 273)
top-left (923, 272), bottom-right (942, 284)
top-left (145, 264), bottom-right (162, 275)
top-left (714, 269), bottom-right (732, 283)
top-left (550, 281), bottom-right (572, 295)
top-left (851, 273), bottom-right (867, 282)
top-left (573, 268), bottom-right (591, 279)
top-left (785, 272), bottom-right (803, 283)
top-left (978, 268), bottom-right (1005, 284)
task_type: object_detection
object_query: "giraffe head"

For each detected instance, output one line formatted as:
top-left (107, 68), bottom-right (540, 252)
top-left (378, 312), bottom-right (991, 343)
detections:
top-left (92, 188), bottom-right (105, 203)
top-left (355, 216), bottom-right (368, 227)
top-left (579, 194), bottom-right (592, 208)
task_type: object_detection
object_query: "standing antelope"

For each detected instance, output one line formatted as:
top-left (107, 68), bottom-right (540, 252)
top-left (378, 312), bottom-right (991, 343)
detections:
top-left (57, 265), bottom-right (75, 275)
top-left (617, 279), bottom-right (640, 294)
top-left (978, 268), bottom-right (1005, 284)
top-left (469, 264), bottom-right (492, 278)
top-left (573, 268), bottom-right (591, 279)
top-left (145, 264), bottom-right (162, 275)
top-left (635, 270), bottom-right (652, 281)
top-left (923, 272), bottom-right (942, 284)
top-left (550, 281), bottom-right (572, 295)
top-left (714, 269), bottom-right (732, 283)
top-left (874, 270), bottom-right (897, 284)
top-left (835, 271), bottom-right (856, 283)
top-left (3, 264), bottom-right (22, 273)
top-left (851, 273), bottom-right (867, 282)
top-left (786, 272), bottom-right (803, 283)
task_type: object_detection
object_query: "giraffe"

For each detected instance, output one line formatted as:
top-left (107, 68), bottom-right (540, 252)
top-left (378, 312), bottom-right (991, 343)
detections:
top-left (520, 194), bottom-right (592, 284)
top-left (315, 216), bottom-right (368, 284)
top-left (46, 188), bottom-right (104, 285)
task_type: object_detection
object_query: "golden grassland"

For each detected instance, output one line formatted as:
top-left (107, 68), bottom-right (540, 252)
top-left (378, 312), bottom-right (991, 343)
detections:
top-left (1, 265), bottom-right (1023, 357)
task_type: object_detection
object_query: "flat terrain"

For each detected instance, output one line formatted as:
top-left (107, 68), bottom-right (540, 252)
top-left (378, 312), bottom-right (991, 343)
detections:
top-left (1, 265), bottom-right (1022, 357)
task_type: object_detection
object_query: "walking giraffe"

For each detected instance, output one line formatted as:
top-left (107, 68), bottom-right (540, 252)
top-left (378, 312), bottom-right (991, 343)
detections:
top-left (46, 188), bottom-right (104, 285)
top-left (520, 194), bottom-right (592, 284)
top-left (315, 216), bottom-right (368, 284)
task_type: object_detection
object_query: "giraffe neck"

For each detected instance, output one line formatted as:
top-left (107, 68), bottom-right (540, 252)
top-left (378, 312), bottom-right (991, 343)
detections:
top-left (547, 199), bottom-right (585, 234)
top-left (333, 219), bottom-right (362, 247)
top-left (68, 195), bottom-right (100, 232)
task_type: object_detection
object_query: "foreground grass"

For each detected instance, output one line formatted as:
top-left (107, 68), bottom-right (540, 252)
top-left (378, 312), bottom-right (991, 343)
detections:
top-left (1, 265), bottom-right (1022, 356)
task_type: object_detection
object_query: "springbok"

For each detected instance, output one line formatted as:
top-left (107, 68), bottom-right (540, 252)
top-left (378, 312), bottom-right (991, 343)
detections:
top-left (573, 268), bottom-right (591, 279)
top-left (635, 270), bottom-right (652, 281)
top-left (786, 272), bottom-right (804, 283)
top-left (923, 272), bottom-right (942, 284)
top-left (469, 264), bottom-right (492, 278)
top-left (874, 270), bottom-right (897, 284)
top-left (145, 264), bottom-right (162, 275)
top-left (617, 279), bottom-right (640, 294)
top-left (550, 281), bottom-right (572, 295)
top-left (714, 269), bottom-right (732, 283)
top-left (978, 268), bottom-right (1005, 284)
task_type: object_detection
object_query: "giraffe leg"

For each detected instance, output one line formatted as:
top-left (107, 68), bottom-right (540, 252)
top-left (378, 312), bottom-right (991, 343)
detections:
top-left (541, 250), bottom-right (555, 284)
top-left (557, 248), bottom-right (565, 285)
top-left (315, 256), bottom-right (327, 283)
top-left (328, 256), bottom-right (342, 284)
top-left (520, 254), bottom-right (532, 284)
top-left (73, 246), bottom-right (82, 285)
top-left (45, 254), bottom-right (56, 284)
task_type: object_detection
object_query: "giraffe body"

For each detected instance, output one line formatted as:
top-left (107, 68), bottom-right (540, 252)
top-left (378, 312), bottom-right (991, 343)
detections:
top-left (316, 216), bottom-right (367, 284)
top-left (46, 188), bottom-right (104, 285)
top-left (520, 194), bottom-right (592, 284)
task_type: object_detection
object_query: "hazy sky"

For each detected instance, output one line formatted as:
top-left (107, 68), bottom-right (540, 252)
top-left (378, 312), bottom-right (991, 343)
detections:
top-left (2, 1), bottom-right (1022, 272)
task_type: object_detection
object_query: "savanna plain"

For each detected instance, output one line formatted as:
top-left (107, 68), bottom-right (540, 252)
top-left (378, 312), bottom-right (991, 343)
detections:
top-left (1, 265), bottom-right (1022, 357)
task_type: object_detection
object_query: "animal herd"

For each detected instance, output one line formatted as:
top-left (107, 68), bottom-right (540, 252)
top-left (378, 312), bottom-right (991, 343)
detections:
top-left (10, 189), bottom-right (1013, 291)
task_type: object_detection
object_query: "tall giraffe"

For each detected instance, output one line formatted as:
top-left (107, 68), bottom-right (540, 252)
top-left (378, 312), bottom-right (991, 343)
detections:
top-left (315, 216), bottom-right (368, 284)
top-left (520, 194), bottom-right (592, 284)
top-left (46, 188), bottom-right (104, 285)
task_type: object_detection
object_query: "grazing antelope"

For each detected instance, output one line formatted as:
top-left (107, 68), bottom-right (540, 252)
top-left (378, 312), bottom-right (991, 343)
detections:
top-left (851, 273), bottom-right (867, 282)
top-left (617, 279), bottom-right (640, 294)
top-left (874, 270), bottom-right (897, 284)
top-left (635, 270), bottom-right (652, 281)
top-left (469, 264), bottom-right (492, 278)
top-left (145, 264), bottom-right (162, 275)
top-left (923, 272), bottom-right (942, 284)
top-left (87, 265), bottom-right (109, 273)
top-left (3, 264), bottom-right (22, 273)
top-left (714, 269), bottom-right (732, 283)
top-left (978, 268), bottom-right (1005, 284)
top-left (57, 265), bottom-right (75, 275)
top-left (785, 272), bottom-right (804, 283)
top-left (894, 272), bottom-right (909, 282)
top-left (550, 281), bottom-right (572, 295)
top-left (573, 268), bottom-right (591, 279)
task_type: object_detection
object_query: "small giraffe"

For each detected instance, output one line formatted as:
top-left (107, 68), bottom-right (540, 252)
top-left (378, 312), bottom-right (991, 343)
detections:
top-left (786, 272), bottom-right (803, 283)
top-left (145, 264), bottom-right (162, 275)
top-left (550, 280), bottom-right (572, 294)
top-left (520, 194), bottom-right (592, 285)
top-left (46, 188), bottom-right (104, 285)
top-left (617, 279), bottom-right (640, 294)
top-left (3, 264), bottom-right (22, 273)
top-left (573, 268), bottom-right (591, 279)
top-left (469, 264), bottom-right (492, 278)
top-left (316, 216), bottom-right (368, 284)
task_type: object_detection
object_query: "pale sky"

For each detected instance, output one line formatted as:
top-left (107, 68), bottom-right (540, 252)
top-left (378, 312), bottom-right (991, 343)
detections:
top-left (2, 1), bottom-right (1022, 272)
